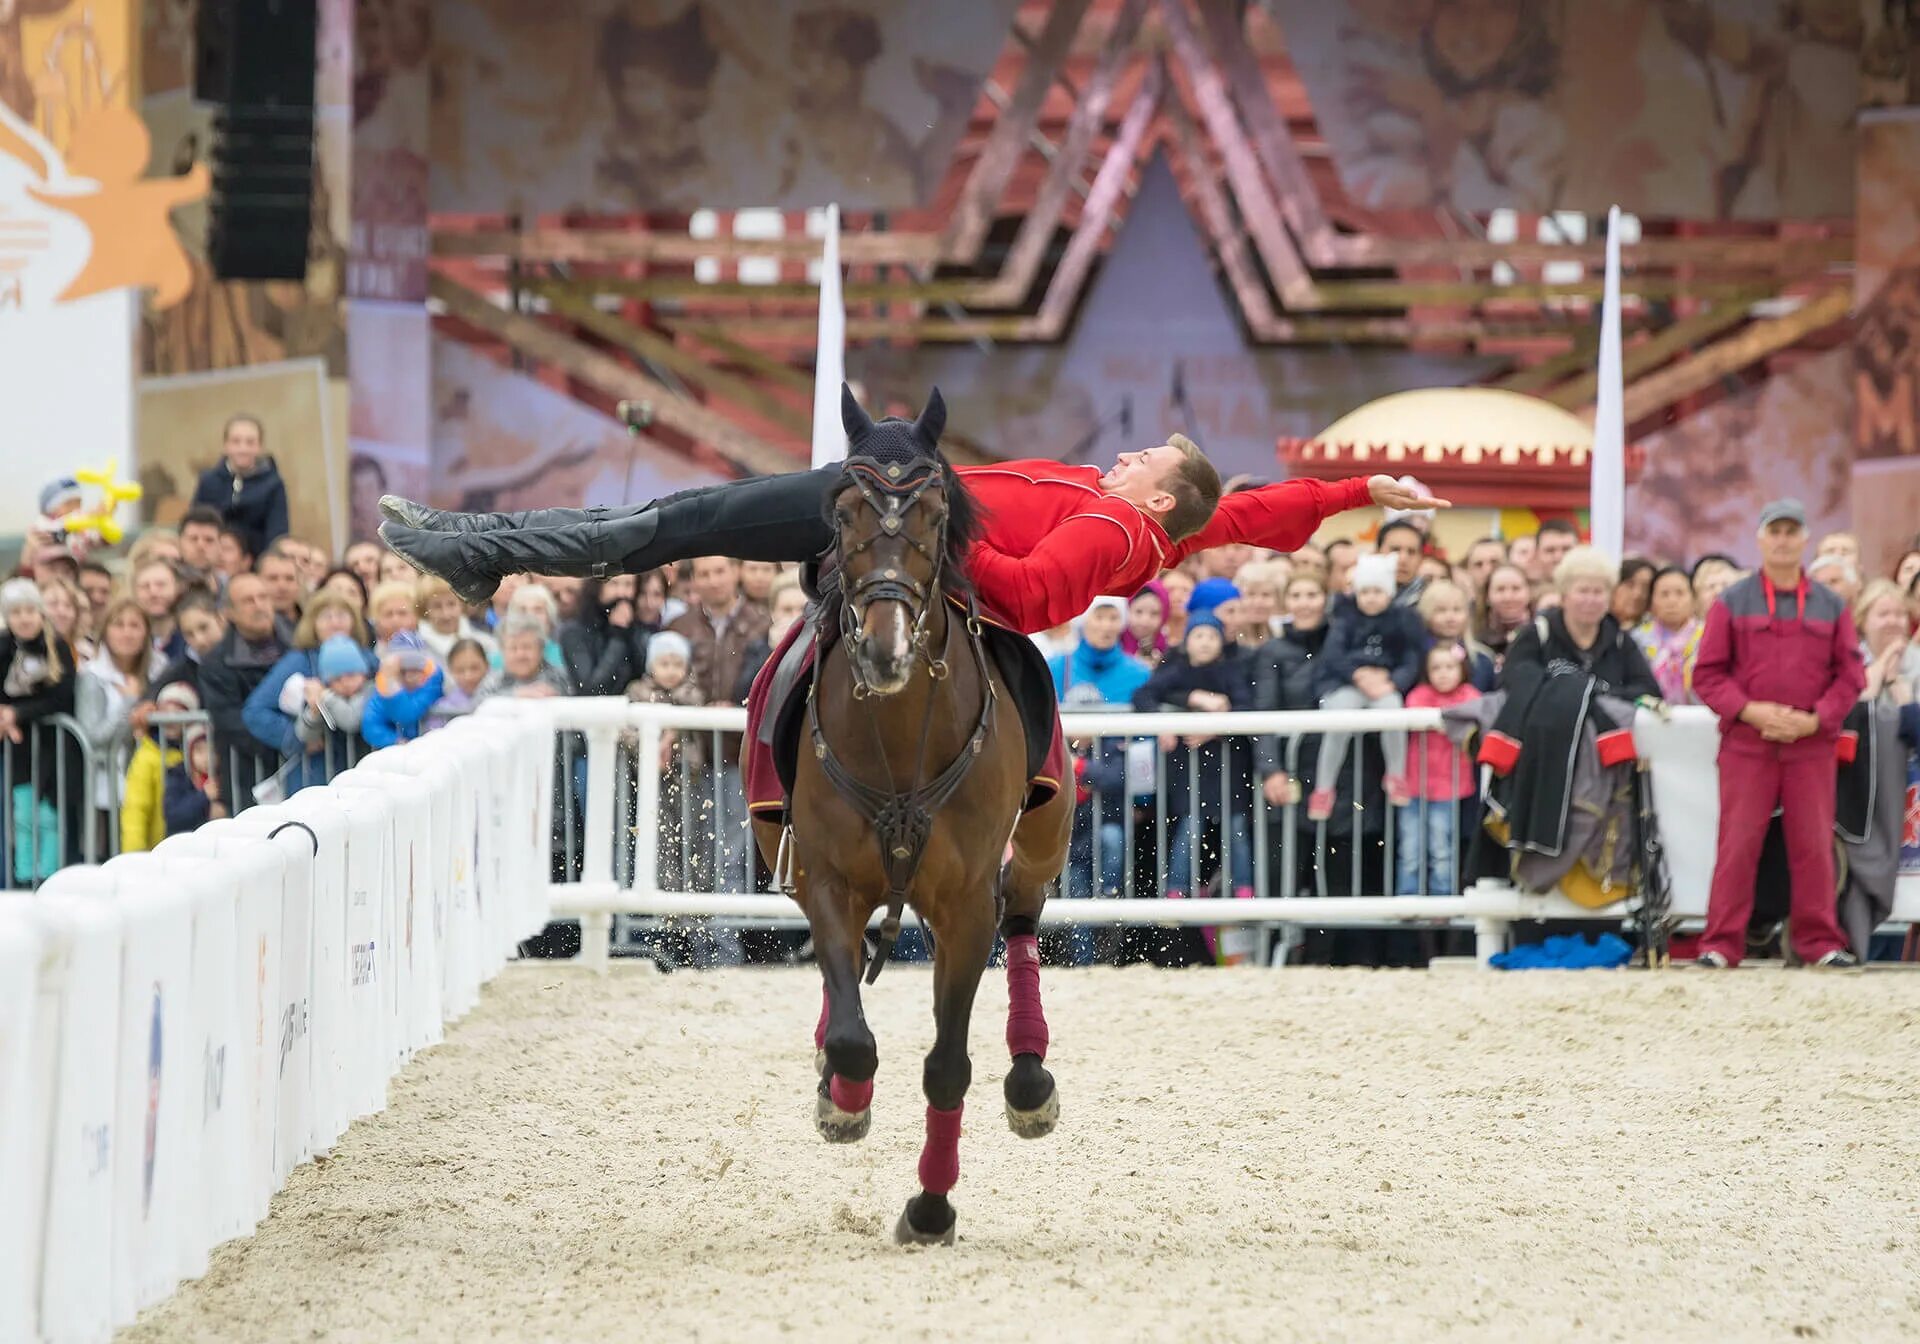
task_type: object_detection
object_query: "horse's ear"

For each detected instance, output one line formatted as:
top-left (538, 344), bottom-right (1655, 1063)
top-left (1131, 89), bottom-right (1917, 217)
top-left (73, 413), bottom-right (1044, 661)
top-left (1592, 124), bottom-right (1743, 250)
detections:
top-left (841, 382), bottom-right (874, 446)
top-left (915, 387), bottom-right (947, 446)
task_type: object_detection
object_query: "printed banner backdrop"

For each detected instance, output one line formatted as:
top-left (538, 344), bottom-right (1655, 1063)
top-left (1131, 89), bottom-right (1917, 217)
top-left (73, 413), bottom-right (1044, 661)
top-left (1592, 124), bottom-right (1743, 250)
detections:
top-left (432, 339), bottom-right (725, 516)
top-left (1627, 346), bottom-right (1850, 567)
top-left (1854, 109), bottom-right (1920, 579)
top-left (0, 0), bottom-right (170, 538)
top-left (136, 0), bottom-right (353, 547)
top-left (430, 0), bottom-right (1018, 213)
top-left (351, 0), bottom-right (430, 302)
top-left (1266, 0), bottom-right (1854, 220)
top-left (859, 154), bottom-right (1494, 484)
top-left (347, 302), bottom-right (431, 544)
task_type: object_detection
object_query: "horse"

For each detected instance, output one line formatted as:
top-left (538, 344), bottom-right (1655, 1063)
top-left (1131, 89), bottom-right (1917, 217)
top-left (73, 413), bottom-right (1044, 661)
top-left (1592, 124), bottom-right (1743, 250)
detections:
top-left (749, 386), bottom-right (1073, 1246)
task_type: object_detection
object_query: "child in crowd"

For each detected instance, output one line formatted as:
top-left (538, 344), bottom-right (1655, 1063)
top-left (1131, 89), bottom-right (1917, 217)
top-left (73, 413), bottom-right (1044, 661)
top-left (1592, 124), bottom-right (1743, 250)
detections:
top-left (627, 631), bottom-right (707, 891)
top-left (415, 574), bottom-right (498, 662)
top-left (1415, 578), bottom-right (1497, 690)
top-left (362, 629), bottom-right (444, 748)
top-left (1309, 554), bottom-right (1422, 818)
top-left (1122, 581), bottom-right (1170, 664)
top-left (122, 680), bottom-right (200, 850)
top-left (162, 716), bottom-right (218, 838)
top-left (295, 635), bottom-right (373, 763)
top-left (1133, 612), bottom-right (1254, 900)
top-left (480, 618), bottom-right (572, 699)
top-left (1396, 643), bottom-right (1481, 896)
top-left (425, 637), bottom-right (491, 731)
top-left (368, 580), bottom-right (419, 652)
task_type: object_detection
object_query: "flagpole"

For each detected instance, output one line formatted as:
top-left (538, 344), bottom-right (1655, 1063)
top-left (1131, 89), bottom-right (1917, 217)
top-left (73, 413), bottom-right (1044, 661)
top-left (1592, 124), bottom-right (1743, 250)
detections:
top-left (1590, 205), bottom-right (1626, 560)
top-left (811, 203), bottom-right (845, 468)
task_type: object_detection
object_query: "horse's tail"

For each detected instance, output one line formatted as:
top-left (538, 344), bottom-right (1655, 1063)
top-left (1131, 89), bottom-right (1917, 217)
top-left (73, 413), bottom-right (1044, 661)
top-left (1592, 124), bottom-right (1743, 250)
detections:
top-left (864, 902), bottom-right (905, 984)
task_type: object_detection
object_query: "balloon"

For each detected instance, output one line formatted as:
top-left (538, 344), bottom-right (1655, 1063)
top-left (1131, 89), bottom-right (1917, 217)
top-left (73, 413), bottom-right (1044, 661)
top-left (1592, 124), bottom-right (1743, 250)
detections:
top-left (60, 459), bottom-right (143, 544)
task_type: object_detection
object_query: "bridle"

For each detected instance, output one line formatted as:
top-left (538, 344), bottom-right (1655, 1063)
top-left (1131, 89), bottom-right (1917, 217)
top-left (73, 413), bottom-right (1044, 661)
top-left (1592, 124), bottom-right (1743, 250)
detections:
top-left (808, 454), bottom-right (996, 983)
top-left (832, 458), bottom-right (948, 692)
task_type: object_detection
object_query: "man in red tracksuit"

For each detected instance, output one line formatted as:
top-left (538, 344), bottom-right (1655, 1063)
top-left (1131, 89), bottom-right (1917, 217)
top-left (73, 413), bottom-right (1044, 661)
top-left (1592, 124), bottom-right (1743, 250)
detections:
top-left (1691, 498), bottom-right (1863, 970)
top-left (378, 385), bottom-right (1444, 633)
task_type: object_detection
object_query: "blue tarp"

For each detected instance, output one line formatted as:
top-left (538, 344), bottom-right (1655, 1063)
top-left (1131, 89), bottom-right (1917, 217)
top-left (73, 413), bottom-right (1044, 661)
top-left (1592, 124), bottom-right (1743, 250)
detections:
top-left (1489, 932), bottom-right (1634, 970)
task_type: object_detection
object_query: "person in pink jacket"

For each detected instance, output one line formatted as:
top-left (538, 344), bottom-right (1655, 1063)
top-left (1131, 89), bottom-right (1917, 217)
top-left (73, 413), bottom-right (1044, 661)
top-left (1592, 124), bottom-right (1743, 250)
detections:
top-left (1397, 642), bottom-right (1481, 896)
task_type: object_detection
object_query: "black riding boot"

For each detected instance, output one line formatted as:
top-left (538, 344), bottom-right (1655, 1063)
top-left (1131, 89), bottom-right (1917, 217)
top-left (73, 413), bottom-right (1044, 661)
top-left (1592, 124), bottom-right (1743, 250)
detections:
top-left (380, 511), bottom-right (665, 606)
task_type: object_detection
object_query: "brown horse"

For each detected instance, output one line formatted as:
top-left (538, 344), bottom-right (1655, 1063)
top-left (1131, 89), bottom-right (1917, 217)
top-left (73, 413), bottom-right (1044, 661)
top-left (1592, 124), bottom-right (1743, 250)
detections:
top-left (750, 387), bottom-right (1072, 1246)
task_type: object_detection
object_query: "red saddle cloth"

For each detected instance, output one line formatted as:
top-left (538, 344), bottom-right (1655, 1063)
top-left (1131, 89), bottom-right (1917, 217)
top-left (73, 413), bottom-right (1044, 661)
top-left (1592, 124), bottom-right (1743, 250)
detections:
top-left (744, 598), bottom-right (1066, 823)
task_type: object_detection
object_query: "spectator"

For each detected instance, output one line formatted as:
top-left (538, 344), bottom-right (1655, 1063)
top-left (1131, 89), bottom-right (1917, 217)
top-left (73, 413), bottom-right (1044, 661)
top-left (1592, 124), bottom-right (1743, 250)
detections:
top-left (275, 635), bottom-right (374, 790)
top-left (1323, 539), bottom-right (1358, 595)
top-left (0, 579), bottom-right (83, 875)
top-left (152, 589), bottom-right (227, 700)
top-left (1633, 566), bottom-right (1703, 706)
top-left (161, 716), bottom-right (217, 837)
top-left (1808, 553), bottom-right (1862, 609)
top-left (319, 567), bottom-right (370, 615)
top-left (669, 555), bottom-right (769, 710)
top-left (1462, 537), bottom-right (1506, 594)
top-left (287, 538), bottom-right (329, 594)
top-left (634, 568), bottom-right (670, 630)
top-left (177, 505), bottom-right (224, 587)
top-left (362, 630), bottom-right (442, 749)
top-left (1397, 642), bottom-right (1481, 896)
top-left (1160, 567), bottom-right (1195, 641)
top-left (133, 559), bottom-right (188, 664)
top-left (215, 525), bottom-right (255, 581)
top-left (368, 580), bottom-right (419, 652)
top-left (732, 573), bottom-right (808, 703)
top-left (1251, 572), bottom-right (1330, 807)
top-left (191, 414), bottom-right (289, 557)
top-left (199, 572), bottom-right (296, 807)
top-left (1506, 532), bottom-right (1537, 581)
top-left (1185, 577), bottom-right (1240, 634)
top-left (1691, 554), bottom-right (1740, 613)
top-left (1375, 518), bottom-right (1426, 608)
top-left (480, 618), bottom-right (572, 700)
top-left (1050, 596), bottom-right (1151, 708)
top-left (487, 571), bottom-right (529, 632)
top-left (1134, 613), bottom-right (1253, 900)
top-left (739, 559), bottom-right (778, 617)
top-left (1692, 500), bottom-right (1862, 970)
top-left (415, 575), bottom-right (497, 662)
top-left (424, 637), bottom-right (491, 732)
top-left (39, 576), bottom-right (92, 662)
top-left (1897, 549), bottom-right (1920, 590)
top-left (1415, 578), bottom-right (1496, 691)
top-left (127, 527), bottom-right (183, 575)
top-left (76, 598), bottom-right (162, 815)
top-left (1533, 519), bottom-right (1579, 584)
top-left (627, 630), bottom-right (712, 905)
top-left (243, 593), bottom-right (373, 772)
top-left (122, 680), bottom-right (201, 851)
top-left (503, 582), bottom-right (567, 668)
top-left (1308, 554), bottom-right (1420, 818)
top-left (343, 541), bottom-right (384, 594)
top-left (76, 560), bottom-right (114, 631)
top-left (1291, 544), bottom-right (1329, 585)
top-left (256, 549), bottom-right (303, 624)
top-left (1122, 581), bottom-right (1170, 664)
top-left (559, 575), bottom-right (642, 697)
top-left (1854, 579), bottom-right (1920, 694)
top-left (1474, 562), bottom-right (1534, 662)
top-left (1816, 530), bottom-right (1859, 566)
top-left (1611, 557), bottom-right (1655, 629)
top-left (378, 549), bottom-right (417, 588)
top-left (1233, 560), bottom-right (1288, 642)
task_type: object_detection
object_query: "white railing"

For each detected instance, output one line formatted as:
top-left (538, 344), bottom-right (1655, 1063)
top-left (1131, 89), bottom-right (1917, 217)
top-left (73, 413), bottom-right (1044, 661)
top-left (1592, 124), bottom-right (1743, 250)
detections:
top-left (0, 703), bottom-right (553, 1344)
top-left (535, 701), bottom-right (1797, 972)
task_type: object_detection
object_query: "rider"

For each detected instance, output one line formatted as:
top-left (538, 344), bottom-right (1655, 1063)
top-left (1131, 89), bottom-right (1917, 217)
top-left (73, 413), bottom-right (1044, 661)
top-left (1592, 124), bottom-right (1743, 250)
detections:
top-left (378, 387), bottom-right (1447, 636)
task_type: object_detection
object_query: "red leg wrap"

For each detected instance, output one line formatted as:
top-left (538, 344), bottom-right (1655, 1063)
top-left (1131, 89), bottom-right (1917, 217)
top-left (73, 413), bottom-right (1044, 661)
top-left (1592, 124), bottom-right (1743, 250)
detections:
top-left (814, 984), bottom-right (829, 1051)
top-left (829, 1074), bottom-right (873, 1114)
top-left (1004, 933), bottom-right (1049, 1060)
top-left (917, 1103), bottom-right (964, 1195)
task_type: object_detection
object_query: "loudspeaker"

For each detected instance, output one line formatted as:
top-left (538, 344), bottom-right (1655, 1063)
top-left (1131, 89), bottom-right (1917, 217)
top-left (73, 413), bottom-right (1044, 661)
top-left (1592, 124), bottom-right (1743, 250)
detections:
top-left (196, 0), bottom-right (319, 281)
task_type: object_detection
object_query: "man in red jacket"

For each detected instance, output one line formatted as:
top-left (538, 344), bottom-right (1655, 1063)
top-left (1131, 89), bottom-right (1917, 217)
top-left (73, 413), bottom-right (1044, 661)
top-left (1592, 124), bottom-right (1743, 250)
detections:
top-left (379, 386), bottom-right (1443, 634)
top-left (1690, 498), bottom-right (1863, 970)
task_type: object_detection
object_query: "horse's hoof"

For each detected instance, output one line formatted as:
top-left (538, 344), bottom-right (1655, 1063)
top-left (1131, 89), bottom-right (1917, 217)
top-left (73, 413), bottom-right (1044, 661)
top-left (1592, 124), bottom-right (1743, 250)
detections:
top-left (815, 1091), bottom-right (871, 1143)
top-left (814, 1048), bottom-right (827, 1078)
top-left (894, 1197), bottom-right (957, 1247)
top-left (1005, 1084), bottom-right (1060, 1139)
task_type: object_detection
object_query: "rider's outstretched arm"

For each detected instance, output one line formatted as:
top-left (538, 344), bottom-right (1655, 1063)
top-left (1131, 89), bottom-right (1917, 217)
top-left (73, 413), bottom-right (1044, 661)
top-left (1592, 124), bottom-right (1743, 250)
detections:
top-left (1167, 476), bottom-right (1374, 564)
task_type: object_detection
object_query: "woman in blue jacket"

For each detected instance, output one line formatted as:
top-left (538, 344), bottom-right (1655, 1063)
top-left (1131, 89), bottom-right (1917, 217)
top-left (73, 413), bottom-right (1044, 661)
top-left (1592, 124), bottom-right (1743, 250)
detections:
top-left (243, 598), bottom-right (376, 794)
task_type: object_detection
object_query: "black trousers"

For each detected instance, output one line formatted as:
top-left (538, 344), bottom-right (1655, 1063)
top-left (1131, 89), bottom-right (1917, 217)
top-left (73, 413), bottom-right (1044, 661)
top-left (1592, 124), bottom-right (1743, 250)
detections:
top-left (616, 466), bottom-right (841, 573)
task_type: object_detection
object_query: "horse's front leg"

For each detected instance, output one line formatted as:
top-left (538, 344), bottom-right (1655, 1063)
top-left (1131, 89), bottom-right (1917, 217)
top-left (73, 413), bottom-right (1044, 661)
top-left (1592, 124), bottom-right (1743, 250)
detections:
top-left (809, 871), bottom-right (878, 1143)
top-left (897, 899), bottom-right (995, 1246)
top-left (1000, 783), bottom-right (1071, 1138)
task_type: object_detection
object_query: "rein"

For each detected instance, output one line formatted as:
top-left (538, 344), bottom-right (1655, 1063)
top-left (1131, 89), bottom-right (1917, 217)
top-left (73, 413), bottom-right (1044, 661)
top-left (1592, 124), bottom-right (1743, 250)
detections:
top-left (808, 459), bottom-right (996, 984)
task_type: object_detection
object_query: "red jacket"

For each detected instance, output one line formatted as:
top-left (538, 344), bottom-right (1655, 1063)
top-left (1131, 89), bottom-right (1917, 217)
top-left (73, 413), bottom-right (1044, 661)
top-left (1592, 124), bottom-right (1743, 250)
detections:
top-left (1692, 572), bottom-right (1864, 757)
top-left (955, 462), bottom-right (1370, 633)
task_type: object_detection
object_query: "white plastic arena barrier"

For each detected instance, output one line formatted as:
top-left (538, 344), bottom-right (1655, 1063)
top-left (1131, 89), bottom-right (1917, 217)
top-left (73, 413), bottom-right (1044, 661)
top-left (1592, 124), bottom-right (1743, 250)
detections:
top-left (2, 704), bottom-right (552, 1344)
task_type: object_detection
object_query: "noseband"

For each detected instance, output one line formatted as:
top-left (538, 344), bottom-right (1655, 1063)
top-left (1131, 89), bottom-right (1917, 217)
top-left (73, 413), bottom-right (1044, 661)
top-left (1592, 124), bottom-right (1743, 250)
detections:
top-left (835, 460), bottom-right (948, 692)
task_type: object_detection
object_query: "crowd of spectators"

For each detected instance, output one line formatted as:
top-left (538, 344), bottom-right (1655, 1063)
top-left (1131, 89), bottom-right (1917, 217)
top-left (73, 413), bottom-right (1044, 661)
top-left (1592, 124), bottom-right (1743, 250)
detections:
top-left (6, 420), bottom-right (1917, 966)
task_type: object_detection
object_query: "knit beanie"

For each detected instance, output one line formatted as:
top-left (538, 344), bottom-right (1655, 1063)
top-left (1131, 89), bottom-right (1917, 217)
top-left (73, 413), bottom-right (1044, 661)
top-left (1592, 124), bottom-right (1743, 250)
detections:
top-left (1184, 611), bottom-right (1224, 639)
top-left (1352, 554), bottom-right (1398, 595)
top-left (317, 635), bottom-right (365, 681)
top-left (1187, 577), bottom-right (1241, 617)
top-left (0, 577), bottom-right (44, 613)
top-left (156, 681), bottom-right (201, 714)
top-left (38, 478), bottom-right (82, 516)
top-left (646, 630), bottom-right (693, 674)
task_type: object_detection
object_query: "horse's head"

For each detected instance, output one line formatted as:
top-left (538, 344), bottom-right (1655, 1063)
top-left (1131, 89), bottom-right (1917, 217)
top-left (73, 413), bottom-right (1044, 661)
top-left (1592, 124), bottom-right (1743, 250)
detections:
top-left (830, 384), bottom-right (975, 696)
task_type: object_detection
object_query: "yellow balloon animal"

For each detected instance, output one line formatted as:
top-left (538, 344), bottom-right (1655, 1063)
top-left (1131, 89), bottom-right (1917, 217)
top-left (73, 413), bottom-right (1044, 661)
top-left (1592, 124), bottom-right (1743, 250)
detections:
top-left (62, 460), bottom-right (144, 545)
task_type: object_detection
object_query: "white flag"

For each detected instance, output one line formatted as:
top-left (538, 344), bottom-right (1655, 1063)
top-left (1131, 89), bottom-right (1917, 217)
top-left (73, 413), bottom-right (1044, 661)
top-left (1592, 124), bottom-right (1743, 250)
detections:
top-left (1590, 205), bottom-right (1625, 561)
top-left (811, 203), bottom-right (845, 468)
